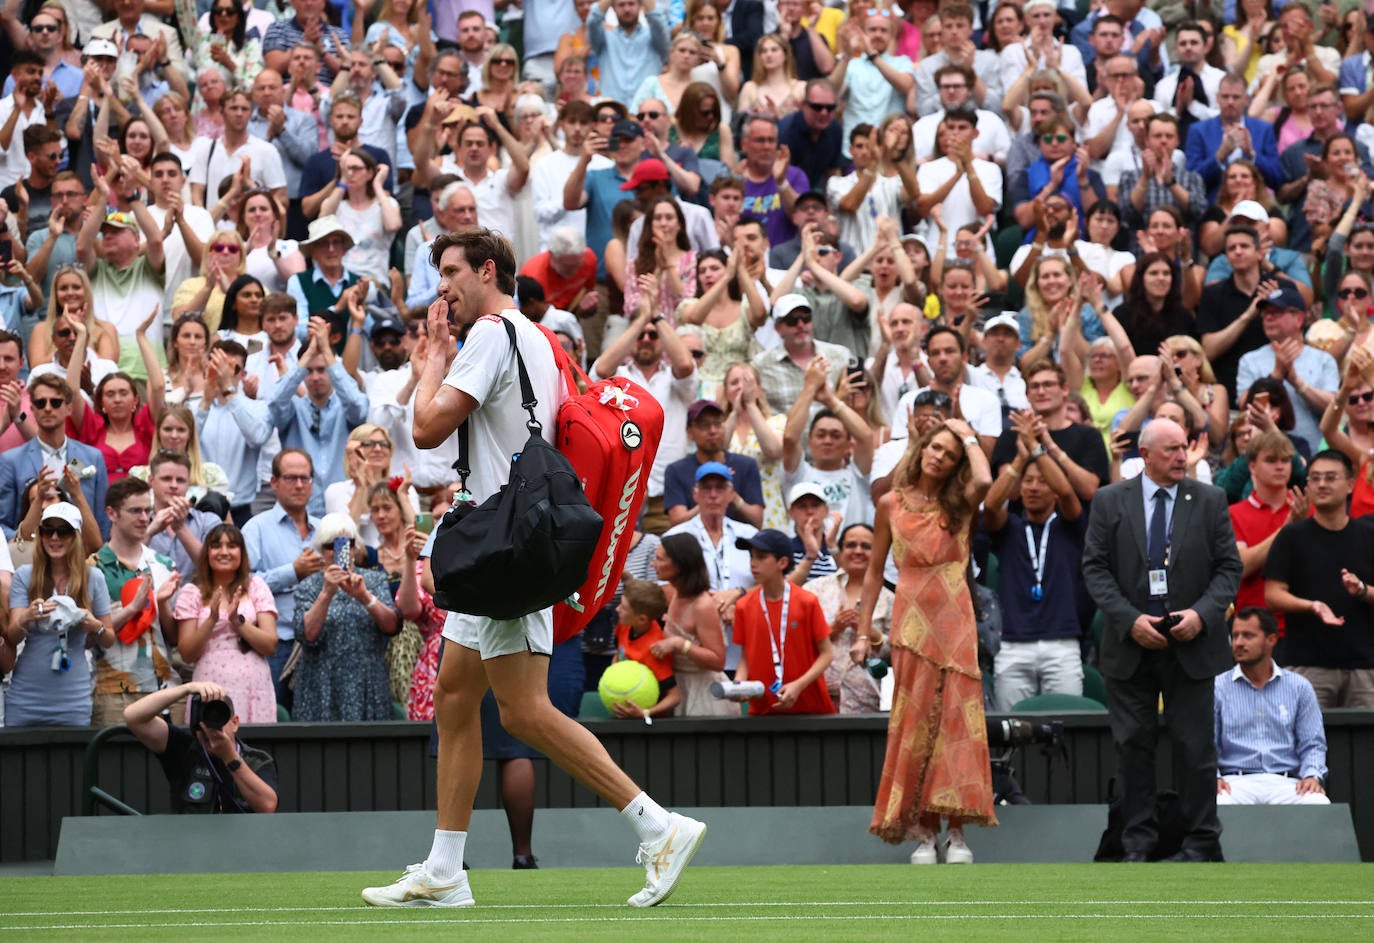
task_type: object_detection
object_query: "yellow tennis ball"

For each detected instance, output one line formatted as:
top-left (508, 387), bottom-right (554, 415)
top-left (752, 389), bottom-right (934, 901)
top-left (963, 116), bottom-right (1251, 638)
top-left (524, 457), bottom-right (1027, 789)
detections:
top-left (598, 660), bottom-right (660, 711)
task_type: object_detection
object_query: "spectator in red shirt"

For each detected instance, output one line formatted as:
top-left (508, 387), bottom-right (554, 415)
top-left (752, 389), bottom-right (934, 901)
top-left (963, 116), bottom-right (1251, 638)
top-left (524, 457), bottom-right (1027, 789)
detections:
top-left (731, 528), bottom-right (835, 715)
top-left (517, 226), bottom-right (600, 322)
top-left (1229, 429), bottom-right (1307, 629)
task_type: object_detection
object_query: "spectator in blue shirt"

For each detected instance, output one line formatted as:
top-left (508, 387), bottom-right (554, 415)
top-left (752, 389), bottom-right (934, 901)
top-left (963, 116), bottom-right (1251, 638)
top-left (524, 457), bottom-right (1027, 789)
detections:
top-left (241, 447), bottom-right (324, 701)
top-left (197, 340), bottom-right (273, 527)
top-left (586, 0), bottom-right (671, 106)
top-left (1215, 606), bottom-right (1329, 805)
top-left (268, 317), bottom-right (369, 516)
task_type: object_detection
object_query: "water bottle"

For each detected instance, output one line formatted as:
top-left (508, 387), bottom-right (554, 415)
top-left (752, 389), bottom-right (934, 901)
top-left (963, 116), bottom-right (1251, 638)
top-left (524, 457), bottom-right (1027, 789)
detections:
top-left (709, 680), bottom-right (766, 700)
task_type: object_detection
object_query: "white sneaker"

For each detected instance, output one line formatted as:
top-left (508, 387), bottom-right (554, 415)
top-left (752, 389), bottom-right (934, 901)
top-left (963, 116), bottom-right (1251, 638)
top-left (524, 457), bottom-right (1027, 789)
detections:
top-left (944, 834), bottom-right (974, 864)
top-left (910, 837), bottom-right (939, 865)
top-left (628, 812), bottom-right (707, 907)
top-left (361, 863), bottom-right (476, 907)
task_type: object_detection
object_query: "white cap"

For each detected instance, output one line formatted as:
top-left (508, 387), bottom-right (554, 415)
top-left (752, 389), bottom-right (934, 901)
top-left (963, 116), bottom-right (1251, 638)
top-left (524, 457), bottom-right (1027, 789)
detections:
top-left (41, 502), bottom-right (83, 531)
top-left (982, 313), bottom-right (1020, 336)
top-left (1230, 199), bottom-right (1269, 223)
top-left (82, 38), bottom-right (118, 59)
top-left (771, 293), bottom-right (812, 322)
top-left (787, 482), bottom-right (828, 506)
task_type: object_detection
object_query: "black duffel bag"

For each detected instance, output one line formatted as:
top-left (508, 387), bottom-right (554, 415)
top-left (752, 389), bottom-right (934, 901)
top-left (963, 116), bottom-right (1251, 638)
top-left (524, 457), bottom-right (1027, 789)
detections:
top-left (430, 318), bottom-right (603, 619)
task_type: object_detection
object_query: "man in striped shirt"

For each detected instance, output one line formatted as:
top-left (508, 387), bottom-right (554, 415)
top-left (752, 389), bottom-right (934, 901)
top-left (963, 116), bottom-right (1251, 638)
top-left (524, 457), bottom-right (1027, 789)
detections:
top-left (1214, 607), bottom-right (1329, 806)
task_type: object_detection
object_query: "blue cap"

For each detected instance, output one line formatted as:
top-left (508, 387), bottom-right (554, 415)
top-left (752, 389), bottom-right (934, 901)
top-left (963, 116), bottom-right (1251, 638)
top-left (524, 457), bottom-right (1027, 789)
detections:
top-left (1257, 282), bottom-right (1306, 313)
top-left (694, 461), bottom-right (733, 483)
top-left (735, 529), bottom-right (794, 559)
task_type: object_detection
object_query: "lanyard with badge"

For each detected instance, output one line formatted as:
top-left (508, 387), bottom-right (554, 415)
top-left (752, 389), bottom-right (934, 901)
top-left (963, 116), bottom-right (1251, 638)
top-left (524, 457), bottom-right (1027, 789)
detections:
top-left (1025, 512), bottom-right (1056, 602)
top-left (760, 583), bottom-right (791, 696)
top-left (1149, 525), bottom-right (1172, 601)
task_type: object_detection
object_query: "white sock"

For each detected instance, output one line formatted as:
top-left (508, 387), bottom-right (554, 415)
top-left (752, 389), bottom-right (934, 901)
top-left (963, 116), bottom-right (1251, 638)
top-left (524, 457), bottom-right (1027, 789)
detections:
top-left (424, 829), bottom-right (467, 881)
top-left (621, 792), bottom-right (671, 842)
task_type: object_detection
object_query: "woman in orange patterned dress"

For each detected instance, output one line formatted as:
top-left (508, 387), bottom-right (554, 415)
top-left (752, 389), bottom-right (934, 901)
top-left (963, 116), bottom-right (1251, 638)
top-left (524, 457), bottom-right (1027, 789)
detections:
top-left (854, 418), bottom-right (995, 864)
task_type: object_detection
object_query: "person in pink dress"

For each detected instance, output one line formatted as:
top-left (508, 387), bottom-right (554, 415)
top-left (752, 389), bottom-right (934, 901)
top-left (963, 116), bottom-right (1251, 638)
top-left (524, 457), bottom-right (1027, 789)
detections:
top-left (174, 523), bottom-right (279, 723)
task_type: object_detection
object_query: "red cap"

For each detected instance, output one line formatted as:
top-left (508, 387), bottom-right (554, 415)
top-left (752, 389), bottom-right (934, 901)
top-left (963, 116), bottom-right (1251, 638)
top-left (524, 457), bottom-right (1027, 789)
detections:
top-left (619, 158), bottom-right (671, 191)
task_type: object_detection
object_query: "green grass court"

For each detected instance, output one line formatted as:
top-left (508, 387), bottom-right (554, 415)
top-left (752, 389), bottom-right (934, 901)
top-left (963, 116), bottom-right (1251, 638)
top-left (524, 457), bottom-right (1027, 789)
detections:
top-left (5, 863), bottom-right (1371, 942)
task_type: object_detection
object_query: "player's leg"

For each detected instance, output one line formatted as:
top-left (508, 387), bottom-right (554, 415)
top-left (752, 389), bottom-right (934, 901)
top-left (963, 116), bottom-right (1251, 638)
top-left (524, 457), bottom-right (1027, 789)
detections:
top-left (499, 758), bottom-right (537, 862)
top-left (486, 648), bottom-right (707, 907)
top-left (362, 640), bottom-right (488, 907)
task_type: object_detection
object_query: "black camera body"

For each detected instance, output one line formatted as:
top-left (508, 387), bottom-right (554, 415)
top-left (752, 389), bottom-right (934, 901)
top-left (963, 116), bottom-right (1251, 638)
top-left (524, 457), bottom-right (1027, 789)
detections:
top-left (188, 694), bottom-right (232, 731)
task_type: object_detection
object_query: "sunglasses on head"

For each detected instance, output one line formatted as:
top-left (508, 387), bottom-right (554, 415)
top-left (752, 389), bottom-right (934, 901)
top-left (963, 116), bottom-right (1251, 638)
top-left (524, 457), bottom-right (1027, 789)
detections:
top-left (39, 524), bottom-right (74, 537)
top-left (32, 397), bottom-right (66, 409)
top-left (913, 390), bottom-right (952, 408)
top-left (1338, 287), bottom-right (1370, 299)
top-left (1350, 391), bottom-right (1374, 405)
top-left (1041, 133), bottom-right (1070, 144)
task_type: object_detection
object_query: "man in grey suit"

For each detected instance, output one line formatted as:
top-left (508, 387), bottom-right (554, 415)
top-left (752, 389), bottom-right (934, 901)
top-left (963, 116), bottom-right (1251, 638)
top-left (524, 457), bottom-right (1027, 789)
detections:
top-left (1083, 419), bottom-right (1242, 862)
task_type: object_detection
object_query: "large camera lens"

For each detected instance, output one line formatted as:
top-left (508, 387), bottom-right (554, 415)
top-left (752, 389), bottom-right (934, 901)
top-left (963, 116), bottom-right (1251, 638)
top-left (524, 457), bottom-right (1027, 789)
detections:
top-left (201, 699), bottom-right (233, 730)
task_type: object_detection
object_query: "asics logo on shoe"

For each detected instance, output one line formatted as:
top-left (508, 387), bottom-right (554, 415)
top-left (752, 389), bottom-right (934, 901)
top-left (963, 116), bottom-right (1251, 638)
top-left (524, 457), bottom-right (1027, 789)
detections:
top-left (648, 826), bottom-right (679, 878)
top-left (401, 880), bottom-right (460, 902)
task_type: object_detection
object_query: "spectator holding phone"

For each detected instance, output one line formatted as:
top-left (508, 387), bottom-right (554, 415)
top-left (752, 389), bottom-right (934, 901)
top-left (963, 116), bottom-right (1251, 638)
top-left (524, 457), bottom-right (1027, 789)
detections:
top-left (290, 512), bottom-right (398, 721)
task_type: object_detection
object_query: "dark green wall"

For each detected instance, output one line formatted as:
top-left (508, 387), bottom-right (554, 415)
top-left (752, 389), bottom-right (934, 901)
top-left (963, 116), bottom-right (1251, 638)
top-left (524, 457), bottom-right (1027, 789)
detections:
top-left (3, 711), bottom-right (1371, 862)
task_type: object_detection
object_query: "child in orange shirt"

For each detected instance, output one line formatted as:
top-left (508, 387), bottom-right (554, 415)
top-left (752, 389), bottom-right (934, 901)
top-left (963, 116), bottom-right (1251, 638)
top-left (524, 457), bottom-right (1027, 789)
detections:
top-left (732, 530), bottom-right (836, 715)
top-left (612, 578), bottom-right (682, 719)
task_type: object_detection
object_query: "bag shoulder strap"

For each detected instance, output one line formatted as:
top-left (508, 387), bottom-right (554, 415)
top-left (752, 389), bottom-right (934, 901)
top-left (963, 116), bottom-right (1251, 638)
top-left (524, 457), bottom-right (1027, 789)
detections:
top-left (453, 317), bottom-right (540, 494)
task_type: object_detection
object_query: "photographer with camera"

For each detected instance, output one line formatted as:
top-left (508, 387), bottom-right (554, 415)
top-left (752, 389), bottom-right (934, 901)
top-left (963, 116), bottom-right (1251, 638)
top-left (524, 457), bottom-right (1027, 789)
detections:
top-left (122, 681), bottom-right (279, 814)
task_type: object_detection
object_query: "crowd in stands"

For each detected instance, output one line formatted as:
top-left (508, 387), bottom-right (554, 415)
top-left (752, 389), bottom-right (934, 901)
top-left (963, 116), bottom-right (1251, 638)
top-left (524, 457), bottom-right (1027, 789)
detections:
top-left (0, 0), bottom-right (1372, 735)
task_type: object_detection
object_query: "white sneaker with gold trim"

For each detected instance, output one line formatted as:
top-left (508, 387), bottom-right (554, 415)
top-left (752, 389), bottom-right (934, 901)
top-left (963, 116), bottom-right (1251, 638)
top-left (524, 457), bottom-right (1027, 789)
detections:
top-left (361, 863), bottom-right (475, 907)
top-left (628, 813), bottom-right (707, 907)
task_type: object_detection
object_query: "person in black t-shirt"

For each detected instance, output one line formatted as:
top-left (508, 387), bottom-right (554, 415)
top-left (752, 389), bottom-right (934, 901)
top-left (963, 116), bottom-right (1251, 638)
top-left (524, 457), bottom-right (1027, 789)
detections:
top-left (990, 359), bottom-right (1110, 505)
top-left (123, 681), bottom-right (279, 813)
top-left (1264, 449), bottom-right (1374, 708)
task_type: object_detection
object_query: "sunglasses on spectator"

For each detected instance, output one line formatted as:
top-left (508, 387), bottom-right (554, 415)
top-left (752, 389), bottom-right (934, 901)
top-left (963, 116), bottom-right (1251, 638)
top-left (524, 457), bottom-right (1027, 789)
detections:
top-left (358, 439), bottom-right (391, 450)
top-left (30, 21), bottom-right (60, 32)
top-left (690, 349), bottom-right (705, 360)
top-left (211, 242), bottom-right (241, 254)
top-left (491, 57), bottom-right (517, 66)
top-left (1041, 133), bottom-right (1070, 144)
top-left (637, 110), bottom-right (663, 120)
top-left (815, 246), bottom-right (837, 256)
top-left (39, 524), bottom-right (75, 537)
top-left (805, 101), bottom-right (836, 112)
top-left (638, 330), bottom-right (659, 341)
top-left (1338, 287), bottom-right (1370, 299)
top-left (32, 397), bottom-right (66, 409)
top-left (1350, 391), bottom-right (1374, 405)
top-left (212, 6), bottom-right (237, 14)
top-left (779, 313), bottom-right (812, 326)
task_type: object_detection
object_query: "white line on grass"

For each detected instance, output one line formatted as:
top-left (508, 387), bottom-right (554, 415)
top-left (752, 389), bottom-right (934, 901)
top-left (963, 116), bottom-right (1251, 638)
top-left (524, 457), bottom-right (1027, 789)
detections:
top-left (6, 914), bottom-right (1374, 932)
top-left (7, 900), bottom-right (1374, 918)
